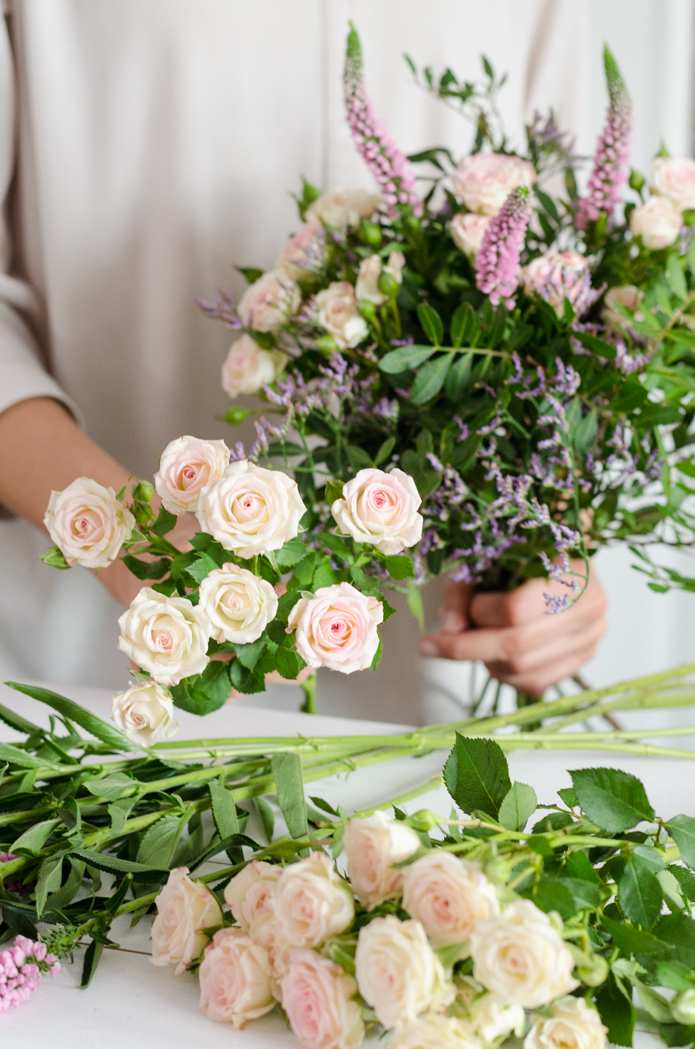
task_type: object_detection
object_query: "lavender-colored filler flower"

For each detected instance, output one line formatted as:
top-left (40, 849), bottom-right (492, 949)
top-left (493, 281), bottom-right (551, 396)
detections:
top-left (475, 186), bottom-right (532, 307)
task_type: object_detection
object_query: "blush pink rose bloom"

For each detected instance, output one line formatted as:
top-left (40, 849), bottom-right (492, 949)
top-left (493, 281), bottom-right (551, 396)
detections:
top-left (306, 187), bottom-right (380, 230)
top-left (450, 213), bottom-right (491, 258)
top-left (273, 852), bottom-right (354, 949)
top-left (402, 853), bottom-right (499, 950)
top-left (524, 995), bottom-right (607, 1049)
top-left (153, 435), bottom-right (229, 515)
top-left (198, 927), bottom-right (275, 1028)
top-left (222, 334), bottom-right (286, 399)
top-left (111, 682), bottom-right (179, 747)
top-left (196, 460), bottom-right (306, 558)
top-left (276, 220), bottom-right (324, 276)
top-left (117, 587), bottom-right (211, 686)
top-left (151, 867), bottom-right (223, 975)
top-left (287, 582), bottom-right (383, 674)
top-left (314, 281), bottom-right (369, 349)
top-left (238, 268), bottom-right (301, 331)
top-left (224, 860), bottom-right (282, 935)
top-left (452, 154), bottom-right (537, 216)
top-left (630, 195), bottom-right (682, 250)
top-left (343, 811), bottom-right (420, 910)
top-left (198, 563), bottom-right (278, 644)
top-left (521, 251), bottom-right (592, 317)
top-left (331, 468), bottom-right (423, 555)
top-left (281, 949), bottom-right (365, 1049)
top-left (44, 477), bottom-right (135, 568)
top-left (651, 157), bottom-right (695, 212)
top-left (387, 1013), bottom-right (484, 1049)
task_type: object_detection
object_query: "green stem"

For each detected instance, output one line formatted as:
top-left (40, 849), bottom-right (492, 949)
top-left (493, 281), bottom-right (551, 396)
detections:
top-left (300, 672), bottom-right (318, 714)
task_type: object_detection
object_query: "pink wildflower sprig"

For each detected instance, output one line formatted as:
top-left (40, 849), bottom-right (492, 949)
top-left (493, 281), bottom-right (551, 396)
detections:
top-left (576, 46), bottom-right (632, 230)
top-left (343, 24), bottom-right (421, 216)
top-left (475, 186), bottom-right (531, 307)
top-left (0, 936), bottom-right (61, 1013)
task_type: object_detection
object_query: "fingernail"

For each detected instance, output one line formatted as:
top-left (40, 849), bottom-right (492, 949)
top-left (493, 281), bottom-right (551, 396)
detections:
top-left (441, 610), bottom-right (463, 633)
top-left (420, 640), bottom-right (438, 657)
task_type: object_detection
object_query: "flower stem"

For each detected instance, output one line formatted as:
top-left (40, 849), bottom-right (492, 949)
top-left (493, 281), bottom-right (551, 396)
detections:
top-left (300, 671), bottom-right (318, 714)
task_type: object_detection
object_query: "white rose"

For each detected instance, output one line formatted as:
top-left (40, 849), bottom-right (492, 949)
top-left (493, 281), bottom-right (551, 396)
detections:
top-left (224, 860), bottom-right (282, 935)
top-left (652, 157), bottom-right (695, 212)
top-left (355, 915), bottom-right (455, 1030)
top-left (117, 587), bottom-right (211, 687)
top-left (402, 853), bottom-right (500, 949)
top-left (153, 435), bottom-right (229, 515)
top-left (196, 459), bottom-right (306, 558)
top-left (273, 851), bottom-right (354, 949)
top-left (221, 335), bottom-right (286, 399)
top-left (110, 682), bottom-right (179, 746)
top-left (331, 467), bottom-right (423, 555)
top-left (450, 213), bottom-right (491, 258)
top-left (355, 251), bottom-right (405, 305)
top-left (151, 867), bottom-right (223, 975)
top-left (238, 268), bottom-right (301, 332)
top-left (470, 900), bottom-right (578, 1008)
top-left (630, 195), bottom-right (682, 250)
top-left (524, 996), bottom-right (607, 1049)
top-left (344, 811), bottom-right (420, 910)
top-left (455, 976), bottom-right (525, 1047)
top-left (287, 581), bottom-right (383, 674)
top-left (44, 477), bottom-right (135, 568)
top-left (199, 927), bottom-right (275, 1028)
top-left (452, 154), bottom-right (537, 216)
top-left (198, 563), bottom-right (278, 644)
top-left (387, 1014), bottom-right (483, 1049)
top-left (314, 281), bottom-right (368, 349)
top-left (306, 187), bottom-right (380, 229)
top-left (281, 948), bottom-right (365, 1049)
top-left (276, 219), bottom-right (324, 277)
top-left (601, 285), bottom-right (644, 330)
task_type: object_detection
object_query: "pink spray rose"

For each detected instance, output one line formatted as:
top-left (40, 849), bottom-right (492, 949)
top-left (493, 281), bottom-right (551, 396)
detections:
top-left (117, 587), bottom-right (211, 686)
top-left (198, 563), bottom-right (278, 645)
top-left (306, 187), bottom-right (380, 230)
top-left (44, 477), bottom-right (135, 568)
top-left (238, 268), bottom-right (301, 331)
top-left (287, 582), bottom-right (383, 674)
top-left (111, 682), bottom-right (179, 747)
top-left (151, 867), bottom-right (222, 975)
top-left (331, 468), bottom-right (423, 555)
top-left (652, 157), bottom-right (695, 212)
top-left (630, 195), bottom-right (682, 250)
top-left (521, 251), bottom-right (593, 317)
top-left (313, 281), bottom-right (368, 349)
top-left (387, 1013), bottom-right (484, 1049)
top-left (153, 435), bottom-right (229, 515)
top-left (273, 852), bottom-right (354, 949)
top-left (450, 212), bottom-right (491, 258)
top-left (343, 811), bottom-right (420, 910)
top-left (221, 334), bottom-right (286, 399)
top-left (281, 949), bottom-right (365, 1049)
top-left (198, 927), bottom-right (275, 1028)
top-left (452, 154), bottom-right (536, 216)
top-left (224, 860), bottom-right (282, 935)
top-left (402, 852), bottom-right (499, 949)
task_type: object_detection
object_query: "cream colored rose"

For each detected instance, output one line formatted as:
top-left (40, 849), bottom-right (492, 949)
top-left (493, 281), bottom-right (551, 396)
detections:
top-left (273, 851), bottom-right (354, 949)
top-left (455, 976), bottom-right (525, 1047)
top-left (44, 477), bottom-right (135, 569)
top-left (524, 996), bottom-right (607, 1049)
top-left (652, 157), bottom-right (695, 212)
top-left (281, 949), bottom-right (365, 1049)
top-left (287, 582), bottom-right (383, 674)
top-left (344, 810), bottom-right (420, 910)
top-left (198, 927), bottom-right (275, 1028)
top-left (355, 915), bottom-right (455, 1030)
top-left (601, 285), bottom-right (644, 330)
top-left (154, 435), bottom-right (230, 515)
top-left (151, 867), bottom-right (223, 975)
top-left (198, 563), bottom-right (278, 644)
top-left (276, 219), bottom-right (324, 277)
top-left (451, 213), bottom-right (491, 258)
top-left (111, 682), bottom-right (179, 747)
top-left (355, 251), bottom-right (405, 305)
top-left (387, 1014), bottom-right (483, 1049)
top-left (522, 251), bottom-right (592, 317)
top-left (222, 335), bottom-right (286, 399)
top-left (402, 853), bottom-right (500, 949)
top-left (238, 268), bottom-right (301, 331)
top-left (452, 154), bottom-right (537, 216)
top-left (470, 900), bottom-right (578, 1008)
top-left (332, 467), bottom-right (423, 555)
top-left (196, 460), bottom-right (306, 558)
top-left (117, 587), bottom-right (211, 687)
top-left (314, 281), bottom-right (368, 349)
top-left (224, 860), bottom-right (282, 934)
top-left (630, 195), bottom-right (682, 249)
top-left (306, 187), bottom-right (380, 229)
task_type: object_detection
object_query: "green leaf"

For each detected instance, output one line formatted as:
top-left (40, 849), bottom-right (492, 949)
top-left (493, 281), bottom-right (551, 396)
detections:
top-left (498, 782), bottom-right (537, 831)
top-left (5, 682), bottom-right (139, 752)
top-left (596, 972), bottom-right (636, 1047)
top-left (137, 812), bottom-right (188, 868)
top-left (40, 545), bottom-right (71, 569)
top-left (407, 586), bottom-right (425, 631)
top-left (375, 436), bottom-right (397, 465)
top-left (45, 857), bottom-right (85, 914)
top-left (617, 846), bottom-right (665, 928)
top-left (276, 647), bottom-right (303, 681)
top-left (253, 795), bottom-right (275, 844)
top-left (571, 767), bottom-right (655, 832)
top-left (445, 352), bottom-right (472, 401)
top-left (72, 848), bottom-right (170, 874)
top-left (666, 816), bottom-right (695, 870)
top-left (573, 409), bottom-right (598, 454)
top-left (417, 303), bottom-right (444, 345)
top-left (325, 478), bottom-right (345, 504)
top-left (660, 1024), bottom-right (695, 1048)
top-left (108, 797), bottom-right (135, 835)
top-left (276, 539), bottom-right (309, 569)
top-left (0, 702), bottom-right (44, 737)
top-left (151, 506), bottom-right (177, 537)
top-left (35, 856), bottom-right (64, 918)
top-left (0, 740), bottom-right (51, 769)
top-left (558, 786), bottom-right (577, 808)
top-left (83, 773), bottom-right (138, 801)
top-left (668, 864), bottom-right (695, 900)
top-left (599, 912), bottom-right (669, 955)
top-left (346, 445), bottom-right (372, 470)
top-left (444, 734), bottom-right (511, 819)
top-left (450, 302), bottom-right (474, 348)
top-left (379, 344), bottom-right (436, 374)
top-left (219, 406), bottom-right (254, 426)
top-left (170, 662), bottom-right (231, 715)
top-left (384, 555), bottom-right (414, 580)
top-left (574, 331), bottom-right (618, 359)
top-left (653, 913), bottom-right (695, 967)
top-left (272, 751), bottom-right (308, 839)
top-left (122, 554), bottom-right (171, 580)
top-left (234, 637), bottom-right (267, 672)
top-left (655, 960), bottom-right (695, 992)
top-left (410, 352), bottom-right (454, 404)
top-left (11, 818), bottom-right (59, 854)
top-left (209, 780), bottom-right (239, 840)
top-left (81, 934), bottom-right (108, 988)
top-left (666, 256), bottom-right (688, 301)
top-left (185, 553), bottom-right (219, 584)
top-left (532, 874), bottom-right (601, 918)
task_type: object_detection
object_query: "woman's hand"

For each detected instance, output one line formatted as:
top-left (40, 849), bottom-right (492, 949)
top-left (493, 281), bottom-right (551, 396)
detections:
top-left (419, 562), bottom-right (607, 696)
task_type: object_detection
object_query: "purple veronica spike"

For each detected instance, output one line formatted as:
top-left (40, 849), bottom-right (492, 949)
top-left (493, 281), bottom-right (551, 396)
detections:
top-left (343, 25), bottom-right (421, 215)
top-left (576, 47), bottom-right (632, 229)
top-left (474, 187), bottom-right (531, 307)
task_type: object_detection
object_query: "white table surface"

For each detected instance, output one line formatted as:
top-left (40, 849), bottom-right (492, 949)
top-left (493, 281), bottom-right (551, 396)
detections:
top-left (1, 680), bottom-right (691, 1048)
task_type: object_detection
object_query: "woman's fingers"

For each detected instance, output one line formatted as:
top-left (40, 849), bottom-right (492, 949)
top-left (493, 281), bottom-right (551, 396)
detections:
top-left (438, 581), bottom-right (475, 634)
top-left (485, 642), bottom-right (602, 696)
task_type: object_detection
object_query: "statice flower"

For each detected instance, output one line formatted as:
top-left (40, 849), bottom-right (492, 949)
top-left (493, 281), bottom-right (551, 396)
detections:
top-left (195, 290), bottom-right (243, 329)
top-left (474, 186), bottom-right (532, 307)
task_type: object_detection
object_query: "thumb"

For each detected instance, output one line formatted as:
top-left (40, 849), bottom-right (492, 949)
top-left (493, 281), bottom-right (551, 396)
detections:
top-left (439, 580), bottom-right (475, 634)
